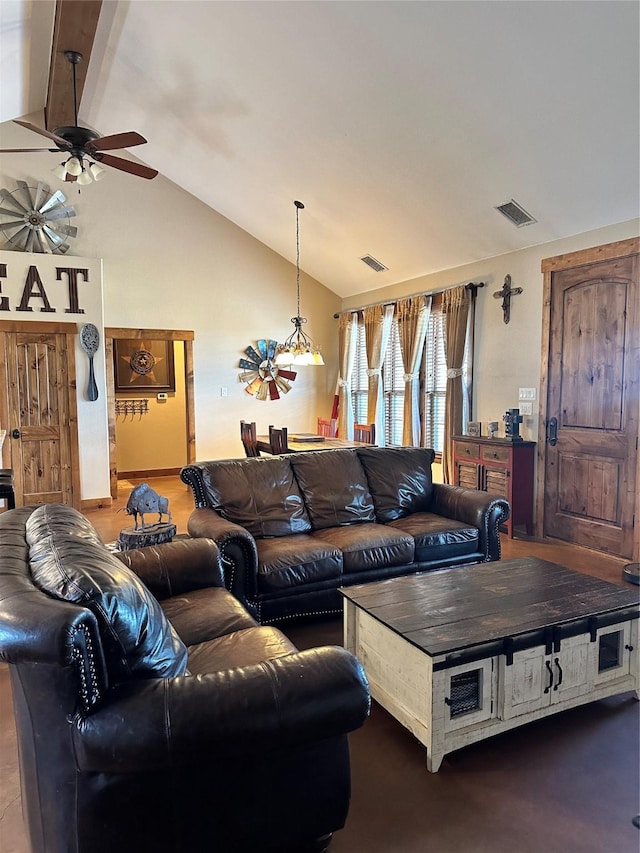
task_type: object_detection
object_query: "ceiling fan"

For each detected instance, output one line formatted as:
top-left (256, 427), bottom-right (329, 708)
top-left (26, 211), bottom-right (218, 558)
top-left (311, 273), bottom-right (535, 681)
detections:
top-left (0, 50), bottom-right (158, 183)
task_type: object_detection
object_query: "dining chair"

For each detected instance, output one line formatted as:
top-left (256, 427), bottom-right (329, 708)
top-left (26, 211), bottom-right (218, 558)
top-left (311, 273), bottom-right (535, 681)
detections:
top-left (269, 425), bottom-right (290, 454)
top-left (317, 417), bottom-right (338, 438)
top-left (353, 423), bottom-right (376, 444)
top-left (240, 420), bottom-right (261, 457)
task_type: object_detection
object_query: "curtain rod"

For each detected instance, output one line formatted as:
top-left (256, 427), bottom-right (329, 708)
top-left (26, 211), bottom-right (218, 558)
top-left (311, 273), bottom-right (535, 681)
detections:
top-left (333, 281), bottom-right (484, 318)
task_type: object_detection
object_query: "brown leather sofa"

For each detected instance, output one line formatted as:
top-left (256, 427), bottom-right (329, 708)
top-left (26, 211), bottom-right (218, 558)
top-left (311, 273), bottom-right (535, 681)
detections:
top-left (0, 504), bottom-right (370, 853)
top-left (181, 446), bottom-right (510, 624)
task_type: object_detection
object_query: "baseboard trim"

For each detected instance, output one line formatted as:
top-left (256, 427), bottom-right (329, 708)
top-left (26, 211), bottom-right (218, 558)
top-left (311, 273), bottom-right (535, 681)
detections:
top-left (81, 496), bottom-right (113, 510)
top-left (118, 467), bottom-right (183, 479)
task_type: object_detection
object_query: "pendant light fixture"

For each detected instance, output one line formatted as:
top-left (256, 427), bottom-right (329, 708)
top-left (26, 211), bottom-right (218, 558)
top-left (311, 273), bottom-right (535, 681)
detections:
top-left (275, 200), bottom-right (325, 366)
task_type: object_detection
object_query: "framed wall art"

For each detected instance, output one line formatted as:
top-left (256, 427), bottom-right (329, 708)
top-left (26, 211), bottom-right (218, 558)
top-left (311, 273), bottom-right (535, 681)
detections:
top-left (114, 338), bottom-right (175, 392)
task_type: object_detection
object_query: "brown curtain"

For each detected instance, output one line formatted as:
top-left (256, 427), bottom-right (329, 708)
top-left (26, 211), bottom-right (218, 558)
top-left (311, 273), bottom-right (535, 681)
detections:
top-left (397, 295), bottom-right (431, 446)
top-left (441, 285), bottom-right (470, 483)
top-left (337, 311), bottom-right (358, 439)
top-left (363, 303), bottom-right (394, 446)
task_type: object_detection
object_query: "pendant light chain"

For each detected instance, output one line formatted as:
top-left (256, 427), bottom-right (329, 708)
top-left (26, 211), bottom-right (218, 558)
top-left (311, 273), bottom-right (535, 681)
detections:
top-left (274, 199), bottom-right (325, 366)
top-left (296, 201), bottom-right (301, 318)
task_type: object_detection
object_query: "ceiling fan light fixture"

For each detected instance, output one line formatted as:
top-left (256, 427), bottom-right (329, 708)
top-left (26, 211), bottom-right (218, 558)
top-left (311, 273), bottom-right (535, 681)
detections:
top-left (53, 162), bottom-right (68, 180)
top-left (65, 156), bottom-right (82, 176)
top-left (274, 200), bottom-right (325, 367)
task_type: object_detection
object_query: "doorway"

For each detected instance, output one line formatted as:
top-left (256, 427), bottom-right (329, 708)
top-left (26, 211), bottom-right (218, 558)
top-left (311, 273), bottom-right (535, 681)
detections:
top-left (537, 237), bottom-right (639, 561)
top-left (105, 327), bottom-right (196, 499)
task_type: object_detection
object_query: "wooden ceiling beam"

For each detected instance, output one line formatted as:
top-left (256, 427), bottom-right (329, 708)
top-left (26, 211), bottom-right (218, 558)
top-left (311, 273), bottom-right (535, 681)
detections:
top-left (45, 0), bottom-right (103, 131)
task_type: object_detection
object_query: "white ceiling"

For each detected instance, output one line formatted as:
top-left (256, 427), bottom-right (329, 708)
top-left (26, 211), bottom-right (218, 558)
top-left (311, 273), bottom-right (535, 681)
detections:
top-left (1, 0), bottom-right (639, 298)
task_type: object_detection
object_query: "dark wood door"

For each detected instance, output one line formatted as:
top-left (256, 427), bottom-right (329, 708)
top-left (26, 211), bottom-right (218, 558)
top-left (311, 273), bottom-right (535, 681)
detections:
top-left (542, 249), bottom-right (638, 558)
top-left (0, 322), bottom-right (80, 508)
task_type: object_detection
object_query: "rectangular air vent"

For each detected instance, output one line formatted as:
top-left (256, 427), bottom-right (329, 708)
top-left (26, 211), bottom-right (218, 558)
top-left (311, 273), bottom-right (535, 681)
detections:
top-left (360, 254), bottom-right (388, 272)
top-left (495, 199), bottom-right (537, 227)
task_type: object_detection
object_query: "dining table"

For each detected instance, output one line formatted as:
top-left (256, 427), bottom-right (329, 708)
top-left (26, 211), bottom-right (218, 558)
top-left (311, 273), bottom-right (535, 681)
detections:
top-left (256, 433), bottom-right (372, 454)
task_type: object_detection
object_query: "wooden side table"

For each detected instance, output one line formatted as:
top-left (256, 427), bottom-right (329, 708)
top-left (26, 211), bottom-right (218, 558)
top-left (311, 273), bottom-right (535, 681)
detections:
top-left (453, 436), bottom-right (536, 537)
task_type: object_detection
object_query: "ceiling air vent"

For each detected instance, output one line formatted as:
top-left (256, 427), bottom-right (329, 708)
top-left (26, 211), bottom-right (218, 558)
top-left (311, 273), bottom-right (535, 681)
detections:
top-left (360, 254), bottom-right (388, 272)
top-left (495, 199), bottom-right (537, 228)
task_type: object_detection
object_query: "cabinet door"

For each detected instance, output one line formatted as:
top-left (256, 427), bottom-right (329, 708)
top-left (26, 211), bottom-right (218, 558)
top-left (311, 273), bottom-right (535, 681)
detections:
top-left (549, 634), bottom-right (590, 704)
top-left (592, 622), bottom-right (632, 686)
top-left (443, 657), bottom-right (496, 732)
top-left (456, 460), bottom-right (480, 489)
top-left (484, 465), bottom-right (508, 497)
top-left (499, 646), bottom-right (550, 719)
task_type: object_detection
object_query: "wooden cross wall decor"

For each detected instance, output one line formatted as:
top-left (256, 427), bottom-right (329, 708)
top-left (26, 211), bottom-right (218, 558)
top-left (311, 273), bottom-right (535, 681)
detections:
top-left (493, 274), bottom-right (523, 324)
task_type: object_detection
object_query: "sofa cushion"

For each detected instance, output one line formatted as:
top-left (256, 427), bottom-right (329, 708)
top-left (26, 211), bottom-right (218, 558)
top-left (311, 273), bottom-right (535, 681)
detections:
top-left (290, 449), bottom-right (375, 529)
top-left (186, 625), bottom-right (297, 675)
top-left (356, 447), bottom-right (436, 522)
top-left (387, 512), bottom-right (479, 562)
top-left (27, 504), bottom-right (188, 684)
top-left (200, 457), bottom-right (311, 538)
top-left (256, 534), bottom-right (343, 593)
top-left (161, 586), bottom-right (258, 647)
top-left (312, 523), bottom-right (414, 573)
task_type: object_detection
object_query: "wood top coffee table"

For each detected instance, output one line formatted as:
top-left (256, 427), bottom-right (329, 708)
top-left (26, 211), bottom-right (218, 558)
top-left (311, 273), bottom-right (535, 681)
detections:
top-left (341, 556), bottom-right (639, 771)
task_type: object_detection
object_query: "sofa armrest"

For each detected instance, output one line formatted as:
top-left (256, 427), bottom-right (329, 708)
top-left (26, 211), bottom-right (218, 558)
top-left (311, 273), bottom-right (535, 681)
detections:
top-left (187, 508), bottom-right (260, 613)
top-left (114, 538), bottom-right (225, 600)
top-left (73, 646), bottom-right (371, 773)
top-left (430, 483), bottom-right (510, 561)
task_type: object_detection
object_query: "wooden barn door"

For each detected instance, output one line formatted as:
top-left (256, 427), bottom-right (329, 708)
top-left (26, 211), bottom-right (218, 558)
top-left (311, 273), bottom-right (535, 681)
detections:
top-left (0, 321), bottom-right (80, 509)
top-left (538, 239), bottom-right (639, 560)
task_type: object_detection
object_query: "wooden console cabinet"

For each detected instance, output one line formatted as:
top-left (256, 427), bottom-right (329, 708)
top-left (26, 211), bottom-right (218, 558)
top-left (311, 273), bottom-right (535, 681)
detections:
top-left (453, 436), bottom-right (535, 537)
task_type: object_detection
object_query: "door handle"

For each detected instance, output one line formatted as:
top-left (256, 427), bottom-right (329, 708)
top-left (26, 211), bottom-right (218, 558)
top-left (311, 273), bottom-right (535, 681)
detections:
top-left (553, 657), bottom-right (563, 690)
top-left (544, 660), bottom-right (554, 693)
top-left (546, 417), bottom-right (558, 446)
top-left (11, 429), bottom-right (21, 439)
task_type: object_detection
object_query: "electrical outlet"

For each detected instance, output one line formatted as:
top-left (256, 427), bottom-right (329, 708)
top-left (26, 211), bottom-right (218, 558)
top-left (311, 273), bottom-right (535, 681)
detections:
top-left (518, 387), bottom-right (536, 401)
top-left (519, 401), bottom-right (533, 416)
top-left (220, 386), bottom-right (228, 397)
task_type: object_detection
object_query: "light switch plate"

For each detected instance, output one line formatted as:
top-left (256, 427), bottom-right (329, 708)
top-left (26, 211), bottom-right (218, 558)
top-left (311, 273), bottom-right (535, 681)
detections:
top-left (519, 401), bottom-right (533, 415)
top-left (518, 387), bottom-right (536, 401)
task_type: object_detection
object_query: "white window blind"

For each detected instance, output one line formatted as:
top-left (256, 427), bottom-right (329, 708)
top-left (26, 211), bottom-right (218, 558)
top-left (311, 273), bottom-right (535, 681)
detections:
top-left (350, 306), bottom-right (451, 452)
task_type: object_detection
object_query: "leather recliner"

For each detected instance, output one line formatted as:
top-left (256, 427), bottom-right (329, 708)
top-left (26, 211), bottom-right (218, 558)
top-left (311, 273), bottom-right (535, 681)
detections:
top-left (0, 504), bottom-right (370, 853)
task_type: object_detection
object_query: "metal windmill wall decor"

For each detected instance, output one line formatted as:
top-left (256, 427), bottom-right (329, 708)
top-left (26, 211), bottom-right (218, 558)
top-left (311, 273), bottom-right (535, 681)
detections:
top-left (239, 338), bottom-right (297, 400)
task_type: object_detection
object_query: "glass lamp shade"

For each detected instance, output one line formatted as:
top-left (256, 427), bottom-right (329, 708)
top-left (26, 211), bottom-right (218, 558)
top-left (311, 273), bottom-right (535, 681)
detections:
top-left (89, 162), bottom-right (106, 181)
top-left (65, 157), bottom-right (83, 176)
top-left (77, 169), bottom-right (92, 186)
top-left (53, 163), bottom-right (68, 181)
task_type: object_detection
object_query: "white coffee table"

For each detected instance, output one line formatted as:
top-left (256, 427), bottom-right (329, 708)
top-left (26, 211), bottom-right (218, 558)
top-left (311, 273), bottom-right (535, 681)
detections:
top-left (341, 557), bottom-right (639, 771)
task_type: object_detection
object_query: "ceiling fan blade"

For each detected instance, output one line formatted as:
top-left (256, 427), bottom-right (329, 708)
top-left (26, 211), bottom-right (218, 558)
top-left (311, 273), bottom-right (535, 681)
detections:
top-left (0, 147), bottom-right (57, 153)
top-left (97, 153), bottom-right (158, 180)
top-left (13, 120), bottom-right (70, 148)
top-left (89, 131), bottom-right (148, 151)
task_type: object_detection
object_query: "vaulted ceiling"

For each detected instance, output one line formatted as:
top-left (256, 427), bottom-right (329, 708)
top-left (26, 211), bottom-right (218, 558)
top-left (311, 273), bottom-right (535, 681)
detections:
top-left (1, 0), bottom-right (638, 297)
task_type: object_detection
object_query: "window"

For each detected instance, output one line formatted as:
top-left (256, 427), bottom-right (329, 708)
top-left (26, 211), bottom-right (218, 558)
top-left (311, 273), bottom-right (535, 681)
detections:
top-left (350, 306), bottom-right (449, 451)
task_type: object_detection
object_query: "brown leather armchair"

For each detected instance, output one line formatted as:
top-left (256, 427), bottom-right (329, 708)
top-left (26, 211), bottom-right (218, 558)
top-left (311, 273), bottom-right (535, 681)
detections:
top-left (0, 504), bottom-right (370, 853)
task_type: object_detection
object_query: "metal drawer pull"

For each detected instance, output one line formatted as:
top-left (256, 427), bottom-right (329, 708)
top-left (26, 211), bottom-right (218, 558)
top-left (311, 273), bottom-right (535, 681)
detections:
top-left (544, 660), bottom-right (554, 693)
top-left (553, 657), bottom-right (563, 690)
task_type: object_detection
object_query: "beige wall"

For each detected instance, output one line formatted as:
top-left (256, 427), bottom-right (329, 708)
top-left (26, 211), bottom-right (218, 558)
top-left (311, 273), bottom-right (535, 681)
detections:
top-left (341, 218), bottom-right (640, 445)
